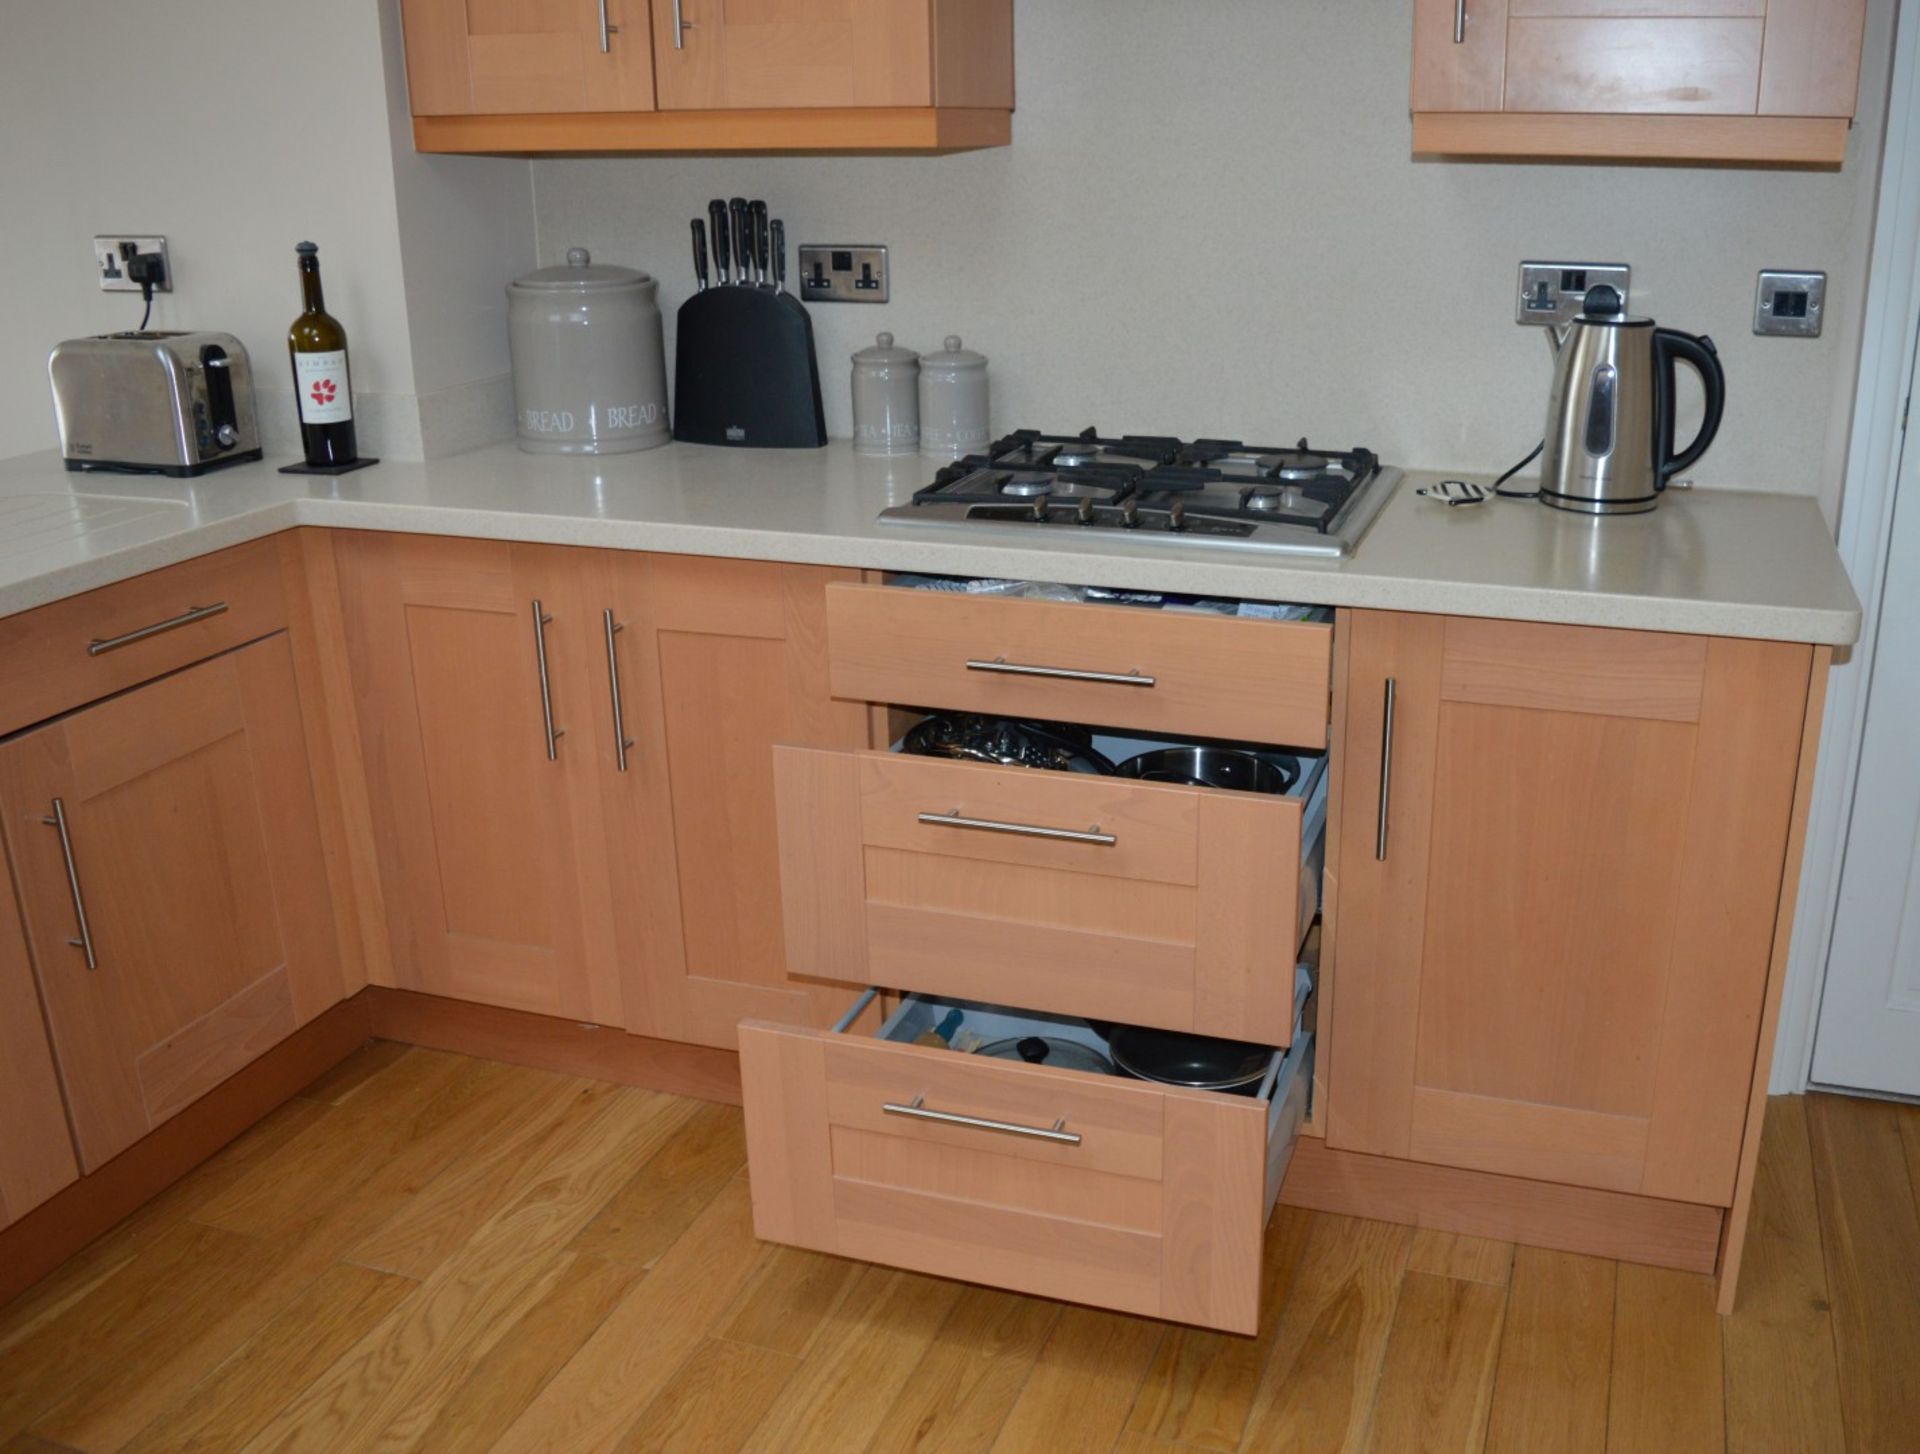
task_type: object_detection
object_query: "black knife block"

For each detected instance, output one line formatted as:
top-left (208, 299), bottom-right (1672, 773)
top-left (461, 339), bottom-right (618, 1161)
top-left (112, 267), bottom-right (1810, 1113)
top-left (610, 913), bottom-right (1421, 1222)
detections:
top-left (672, 287), bottom-right (826, 449)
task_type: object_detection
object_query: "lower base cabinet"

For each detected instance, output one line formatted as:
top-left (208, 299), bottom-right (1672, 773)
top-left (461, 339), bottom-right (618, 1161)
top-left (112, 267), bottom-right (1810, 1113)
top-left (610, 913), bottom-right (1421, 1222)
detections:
top-left (0, 871), bottom-right (79, 1224)
top-left (0, 633), bottom-right (341, 1170)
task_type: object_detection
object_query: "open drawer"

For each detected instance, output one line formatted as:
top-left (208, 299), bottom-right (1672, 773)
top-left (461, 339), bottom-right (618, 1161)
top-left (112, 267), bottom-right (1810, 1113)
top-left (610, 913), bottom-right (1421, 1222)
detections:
top-left (740, 981), bottom-right (1313, 1335)
top-left (773, 745), bottom-right (1327, 1043)
top-left (824, 583), bottom-right (1333, 746)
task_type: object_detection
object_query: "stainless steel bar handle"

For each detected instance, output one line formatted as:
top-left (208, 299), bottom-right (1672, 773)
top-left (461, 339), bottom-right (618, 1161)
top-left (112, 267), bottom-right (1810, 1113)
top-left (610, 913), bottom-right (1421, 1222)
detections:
top-left (597, 0), bottom-right (614, 50)
top-left (1375, 677), bottom-right (1397, 861)
top-left (964, 656), bottom-right (1155, 688)
top-left (1454, 0), bottom-right (1467, 43)
top-left (672, 0), bottom-right (690, 48)
top-left (531, 600), bottom-right (564, 762)
top-left (602, 609), bottom-right (634, 773)
top-left (918, 809), bottom-right (1116, 846)
top-left (883, 1095), bottom-right (1082, 1145)
top-left (87, 602), bottom-right (228, 657)
top-left (41, 799), bottom-right (97, 971)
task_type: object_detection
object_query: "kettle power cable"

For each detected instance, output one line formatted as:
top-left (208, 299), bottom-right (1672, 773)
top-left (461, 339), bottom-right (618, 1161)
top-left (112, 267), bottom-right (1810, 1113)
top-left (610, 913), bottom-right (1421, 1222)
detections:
top-left (1417, 438), bottom-right (1545, 507)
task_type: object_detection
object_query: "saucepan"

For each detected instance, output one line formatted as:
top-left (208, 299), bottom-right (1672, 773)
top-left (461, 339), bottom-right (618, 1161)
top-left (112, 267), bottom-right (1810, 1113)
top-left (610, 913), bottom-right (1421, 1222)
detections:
top-left (1115, 746), bottom-right (1298, 795)
top-left (1103, 1024), bottom-right (1272, 1096)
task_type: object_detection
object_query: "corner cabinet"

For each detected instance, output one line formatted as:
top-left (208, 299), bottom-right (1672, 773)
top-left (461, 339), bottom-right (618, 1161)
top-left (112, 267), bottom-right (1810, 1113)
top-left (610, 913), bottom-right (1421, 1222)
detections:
top-left (1412, 0), bottom-right (1868, 165)
top-left (402, 0), bottom-right (1013, 155)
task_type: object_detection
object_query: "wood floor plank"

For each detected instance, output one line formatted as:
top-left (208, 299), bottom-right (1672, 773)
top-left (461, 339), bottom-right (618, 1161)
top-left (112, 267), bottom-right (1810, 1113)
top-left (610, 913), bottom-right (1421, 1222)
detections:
top-left (861, 1284), bottom-right (1062, 1454)
top-left (489, 1174), bottom-right (770, 1454)
top-left (1721, 1096), bottom-right (1845, 1454)
top-left (985, 1304), bottom-right (1163, 1454)
top-left (611, 1337), bottom-right (799, 1454)
top-left (1483, 1248), bottom-right (1613, 1454)
top-left (570, 1100), bottom-right (747, 1268)
top-left (236, 1085), bottom-right (688, 1454)
top-left (1, 1434), bottom-right (83, 1453)
top-left (1124, 1204), bottom-right (1314, 1451)
top-left (1406, 1229), bottom-right (1515, 1288)
top-left (1606, 1264), bottom-right (1724, 1454)
top-left (1806, 1091), bottom-right (1920, 1454)
top-left (1363, 1271), bottom-right (1506, 1454)
top-left (410, 1253), bottom-right (647, 1454)
top-left (119, 1262), bottom-right (417, 1454)
top-left (715, 1245), bottom-right (863, 1359)
top-left (1240, 1213), bottom-right (1413, 1453)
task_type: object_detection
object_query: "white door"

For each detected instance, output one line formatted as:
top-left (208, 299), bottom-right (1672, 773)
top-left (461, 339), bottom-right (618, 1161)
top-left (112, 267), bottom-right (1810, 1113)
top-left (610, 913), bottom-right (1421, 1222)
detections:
top-left (1811, 349), bottom-right (1920, 1098)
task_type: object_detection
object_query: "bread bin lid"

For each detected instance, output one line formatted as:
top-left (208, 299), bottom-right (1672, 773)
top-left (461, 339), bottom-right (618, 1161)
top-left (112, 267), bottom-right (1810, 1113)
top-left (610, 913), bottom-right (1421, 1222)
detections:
top-left (510, 247), bottom-right (654, 293)
top-left (852, 331), bottom-right (919, 367)
top-left (920, 334), bottom-right (986, 370)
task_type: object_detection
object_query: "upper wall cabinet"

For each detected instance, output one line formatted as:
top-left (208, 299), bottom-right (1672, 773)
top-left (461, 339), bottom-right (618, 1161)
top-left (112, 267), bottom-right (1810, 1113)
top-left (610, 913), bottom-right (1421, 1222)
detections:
top-left (1412, 0), bottom-right (1869, 166)
top-left (402, 0), bottom-right (1014, 156)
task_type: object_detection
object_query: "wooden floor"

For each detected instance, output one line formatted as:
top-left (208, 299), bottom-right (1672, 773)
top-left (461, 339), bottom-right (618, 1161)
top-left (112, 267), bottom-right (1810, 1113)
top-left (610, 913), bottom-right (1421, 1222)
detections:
top-left (4, 1045), bottom-right (1918, 1454)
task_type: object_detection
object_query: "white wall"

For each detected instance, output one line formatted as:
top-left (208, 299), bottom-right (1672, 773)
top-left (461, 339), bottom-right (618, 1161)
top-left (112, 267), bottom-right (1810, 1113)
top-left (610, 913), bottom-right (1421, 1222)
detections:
top-left (531, 0), bottom-right (1897, 512)
top-left (0, 0), bottom-right (533, 461)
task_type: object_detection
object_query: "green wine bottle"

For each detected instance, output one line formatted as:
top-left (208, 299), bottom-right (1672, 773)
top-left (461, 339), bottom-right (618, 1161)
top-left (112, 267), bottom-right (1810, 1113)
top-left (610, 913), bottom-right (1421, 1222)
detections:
top-left (288, 241), bottom-right (358, 467)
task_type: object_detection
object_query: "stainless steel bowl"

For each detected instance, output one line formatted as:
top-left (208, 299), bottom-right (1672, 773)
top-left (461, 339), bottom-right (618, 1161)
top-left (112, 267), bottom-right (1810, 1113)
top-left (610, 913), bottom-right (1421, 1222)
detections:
top-left (1115, 746), bottom-right (1297, 795)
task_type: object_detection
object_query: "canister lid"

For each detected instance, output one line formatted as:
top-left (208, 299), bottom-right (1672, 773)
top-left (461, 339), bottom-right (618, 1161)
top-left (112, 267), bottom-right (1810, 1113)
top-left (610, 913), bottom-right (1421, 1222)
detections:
top-left (510, 247), bottom-right (654, 292)
top-left (852, 331), bottom-right (919, 367)
top-left (920, 334), bottom-right (986, 369)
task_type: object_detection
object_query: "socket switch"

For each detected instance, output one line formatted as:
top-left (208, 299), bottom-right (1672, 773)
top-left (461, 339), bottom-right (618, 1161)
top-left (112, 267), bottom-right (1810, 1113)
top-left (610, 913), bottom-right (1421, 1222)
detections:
top-left (94, 235), bottom-right (171, 293)
top-left (798, 244), bottom-right (888, 303)
top-left (1516, 260), bottom-right (1630, 325)
top-left (1754, 269), bottom-right (1825, 337)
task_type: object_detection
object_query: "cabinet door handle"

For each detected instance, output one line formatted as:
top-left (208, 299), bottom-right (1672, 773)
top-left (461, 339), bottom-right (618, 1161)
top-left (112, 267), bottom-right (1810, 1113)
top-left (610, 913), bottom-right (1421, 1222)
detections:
top-left (530, 600), bottom-right (565, 762)
top-left (87, 602), bottom-right (228, 656)
top-left (918, 809), bottom-right (1116, 846)
top-left (672, 0), bottom-right (692, 47)
top-left (41, 798), bottom-right (97, 970)
top-left (1454, 0), bottom-right (1467, 43)
top-left (964, 656), bottom-right (1155, 688)
top-left (1375, 677), bottom-right (1397, 861)
top-left (883, 1095), bottom-right (1081, 1145)
top-left (597, 0), bottom-right (612, 49)
top-left (602, 609), bottom-right (634, 773)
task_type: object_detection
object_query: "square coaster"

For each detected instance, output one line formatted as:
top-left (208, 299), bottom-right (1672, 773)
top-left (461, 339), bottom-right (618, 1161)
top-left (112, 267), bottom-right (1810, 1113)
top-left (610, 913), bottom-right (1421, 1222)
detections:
top-left (278, 457), bottom-right (380, 477)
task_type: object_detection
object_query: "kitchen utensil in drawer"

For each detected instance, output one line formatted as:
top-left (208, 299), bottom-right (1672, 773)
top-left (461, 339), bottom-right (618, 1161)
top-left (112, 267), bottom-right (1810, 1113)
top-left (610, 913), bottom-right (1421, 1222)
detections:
top-left (901, 713), bottom-right (1117, 774)
top-left (975, 1034), bottom-right (1115, 1075)
top-left (1106, 1023), bottom-right (1274, 1095)
top-left (1116, 746), bottom-right (1298, 795)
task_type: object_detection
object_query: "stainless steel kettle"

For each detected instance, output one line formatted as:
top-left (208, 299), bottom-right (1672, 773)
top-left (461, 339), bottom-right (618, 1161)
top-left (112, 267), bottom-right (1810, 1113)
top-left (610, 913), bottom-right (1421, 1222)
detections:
top-left (1539, 286), bottom-right (1725, 515)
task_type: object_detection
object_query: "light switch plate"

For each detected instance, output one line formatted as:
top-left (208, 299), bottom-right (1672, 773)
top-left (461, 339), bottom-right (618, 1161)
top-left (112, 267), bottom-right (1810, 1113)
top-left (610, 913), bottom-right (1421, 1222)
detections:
top-left (1755, 269), bottom-right (1825, 337)
top-left (798, 244), bottom-right (889, 303)
top-left (93, 235), bottom-right (171, 293)
top-left (1516, 260), bottom-right (1630, 325)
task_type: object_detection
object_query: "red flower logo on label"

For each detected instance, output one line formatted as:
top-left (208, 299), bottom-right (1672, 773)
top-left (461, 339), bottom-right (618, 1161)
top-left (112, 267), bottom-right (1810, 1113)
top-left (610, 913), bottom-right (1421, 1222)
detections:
top-left (310, 378), bottom-right (338, 407)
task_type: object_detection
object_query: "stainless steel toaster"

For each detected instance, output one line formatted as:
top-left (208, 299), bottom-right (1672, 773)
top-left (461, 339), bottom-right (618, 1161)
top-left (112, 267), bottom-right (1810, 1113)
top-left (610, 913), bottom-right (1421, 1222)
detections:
top-left (48, 331), bottom-right (263, 476)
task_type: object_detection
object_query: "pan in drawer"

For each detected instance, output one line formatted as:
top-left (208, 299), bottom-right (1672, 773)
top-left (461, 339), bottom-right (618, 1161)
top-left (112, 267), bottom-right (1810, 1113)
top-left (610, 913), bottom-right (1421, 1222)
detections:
top-left (740, 986), bottom-right (1313, 1335)
top-left (824, 583), bottom-right (1332, 747)
top-left (774, 745), bottom-right (1326, 1043)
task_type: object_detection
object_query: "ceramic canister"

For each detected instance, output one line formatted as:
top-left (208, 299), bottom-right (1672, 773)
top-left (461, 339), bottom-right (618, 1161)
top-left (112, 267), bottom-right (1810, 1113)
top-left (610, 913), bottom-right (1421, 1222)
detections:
top-left (918, 335), bottom-right (989, 460)
top-left (507, 247), bottom-right (669, 455)
top-left (851, 332), bottom-right (920, 456)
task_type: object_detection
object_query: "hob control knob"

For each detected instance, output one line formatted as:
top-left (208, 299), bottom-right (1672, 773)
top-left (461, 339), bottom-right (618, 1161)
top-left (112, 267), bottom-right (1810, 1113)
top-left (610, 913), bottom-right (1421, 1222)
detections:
top-left (1121, 499), bottom-right (1140, 529)
top-left (1076, 496), bottom-right (1095, 525)
top-left (1031, 498), bottom-right (1049, 523)
top-left (1167, 499), bottom-right (1187, 531)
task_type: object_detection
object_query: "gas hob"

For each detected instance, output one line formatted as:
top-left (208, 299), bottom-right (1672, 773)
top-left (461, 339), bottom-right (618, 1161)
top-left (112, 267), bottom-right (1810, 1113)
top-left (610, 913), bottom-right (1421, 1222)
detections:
top-left (877, 429), bottom-right (1402, 558)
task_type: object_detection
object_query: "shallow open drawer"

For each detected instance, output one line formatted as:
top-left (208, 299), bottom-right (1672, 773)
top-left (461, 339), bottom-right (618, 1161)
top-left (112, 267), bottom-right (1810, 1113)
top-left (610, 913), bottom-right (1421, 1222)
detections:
top-left (740, 981), bottom-right (1313, 1335)
top-left (773, 745), bottom-right (1327, 1043)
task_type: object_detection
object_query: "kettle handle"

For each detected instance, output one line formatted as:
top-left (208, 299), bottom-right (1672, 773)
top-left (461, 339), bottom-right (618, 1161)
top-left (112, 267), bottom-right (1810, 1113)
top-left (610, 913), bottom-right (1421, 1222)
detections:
top-left (1652, 329), bottom-right (1725, 490)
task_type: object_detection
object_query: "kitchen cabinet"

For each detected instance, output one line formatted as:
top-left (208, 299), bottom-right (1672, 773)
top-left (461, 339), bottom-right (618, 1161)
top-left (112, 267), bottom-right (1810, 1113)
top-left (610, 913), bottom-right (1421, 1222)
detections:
top-left (0, 635), bottom-right (342, 1171)
top-left (607, 553), bottom-right (872, 1049)
top-left (0, 874), bottom-right (78, 1225)
top-left (403, 0), bottom-right (1013, 155)
top-left (1412, 0), bottom-right (1868, 165)
top-left (333, 533), bottom-right (626, 1025)
top-left (1325, 611), bottom-right (1813, 1207)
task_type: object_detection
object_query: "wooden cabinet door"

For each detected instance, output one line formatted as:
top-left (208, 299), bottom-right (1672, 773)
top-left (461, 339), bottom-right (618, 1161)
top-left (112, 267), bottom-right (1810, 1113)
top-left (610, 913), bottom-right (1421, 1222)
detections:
top-left (1412, 0), bottom-right (1509, 111)
top-left (605, 554), bottom-right (870, 1049)
top-left (0, 875), bottom-right (78, 1223)
top-left (1326, 611), bottom-right (1813, 1207)
top-left (401, 0), bottom-right (656, 115)
top-left (0, 636), bottom-right (342, 1171)
top-left (333, 533), bottom-right (624, 1025)
top-left (652, 0), bottom-right (934, 109)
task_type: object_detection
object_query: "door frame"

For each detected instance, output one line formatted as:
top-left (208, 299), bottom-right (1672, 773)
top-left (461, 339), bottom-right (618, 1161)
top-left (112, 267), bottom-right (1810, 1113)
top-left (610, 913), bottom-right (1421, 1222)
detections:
top-left (1772, 0), bottom-right (1920, 1092)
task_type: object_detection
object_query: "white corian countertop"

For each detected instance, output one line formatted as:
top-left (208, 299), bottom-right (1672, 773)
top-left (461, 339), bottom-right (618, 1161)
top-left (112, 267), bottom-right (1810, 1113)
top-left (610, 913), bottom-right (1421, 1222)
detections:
top-left (0, 443), bottom-right (1861, 644)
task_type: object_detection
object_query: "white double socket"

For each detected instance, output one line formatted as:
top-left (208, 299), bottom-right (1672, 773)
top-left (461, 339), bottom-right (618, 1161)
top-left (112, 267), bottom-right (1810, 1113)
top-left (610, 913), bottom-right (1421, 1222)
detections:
top-left (94, 235), bottom-right (171, 293)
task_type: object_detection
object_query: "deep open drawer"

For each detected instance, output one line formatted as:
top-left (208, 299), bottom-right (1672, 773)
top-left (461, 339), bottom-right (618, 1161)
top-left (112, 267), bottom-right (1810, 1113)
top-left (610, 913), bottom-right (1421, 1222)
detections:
top-left (773, 744), bottom-right (1326, 1043)
top-left (740, 980), bottom-right (1312, 1334)
top-left (824, 583), bottom-right (1333, 747)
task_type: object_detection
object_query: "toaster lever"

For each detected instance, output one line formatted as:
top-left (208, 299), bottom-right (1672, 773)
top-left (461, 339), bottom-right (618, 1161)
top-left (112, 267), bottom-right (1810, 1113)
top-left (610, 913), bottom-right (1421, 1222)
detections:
top-left (200, 343), bottom-right (239, 451)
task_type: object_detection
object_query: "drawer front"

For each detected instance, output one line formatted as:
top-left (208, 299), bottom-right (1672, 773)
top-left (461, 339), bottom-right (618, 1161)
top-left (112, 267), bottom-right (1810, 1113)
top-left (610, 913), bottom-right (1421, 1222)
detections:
top-left (775, 747), bottom-right (1314, 1043)
top-left (825, 584), bottom-right (1332, 746)
top-left (739, 1018), bottom-right (1276, 1333)
top-left (0, 538), bottom-right (289, 736)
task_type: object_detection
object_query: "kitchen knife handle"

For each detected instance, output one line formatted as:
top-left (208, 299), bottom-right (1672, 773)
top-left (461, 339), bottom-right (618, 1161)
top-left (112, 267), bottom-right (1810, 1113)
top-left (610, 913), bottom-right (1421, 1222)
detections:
top-left (708, 201), bottom-right (730, 285)
top-left (690, 218), bottom-right (709, 290)
top-left (749, 201), bottom-right (769, 285)
top-left (771, 220), bottom-right (786, 291)
top-left (729, 198), bottom-right (750, 284)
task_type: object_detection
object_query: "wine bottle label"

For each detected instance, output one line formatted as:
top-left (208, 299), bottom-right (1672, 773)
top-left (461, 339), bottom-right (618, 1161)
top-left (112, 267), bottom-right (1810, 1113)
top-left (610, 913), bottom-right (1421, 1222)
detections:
top-left (295, 351), bottom-right (353, 424)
